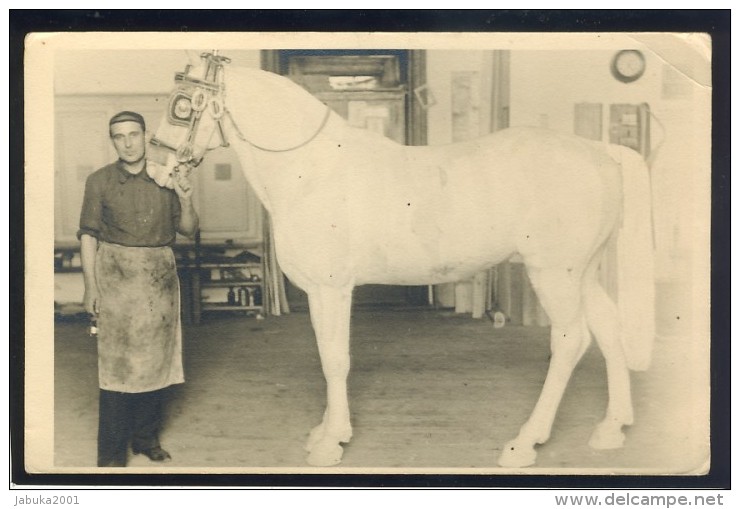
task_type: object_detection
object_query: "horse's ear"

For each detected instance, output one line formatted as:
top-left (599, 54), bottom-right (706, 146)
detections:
top-left (185, 50), bottom-right (201, 67)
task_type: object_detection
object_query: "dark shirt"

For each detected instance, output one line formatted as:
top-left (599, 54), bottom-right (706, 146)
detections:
top-left (78, 160), bottom-right (182, 247)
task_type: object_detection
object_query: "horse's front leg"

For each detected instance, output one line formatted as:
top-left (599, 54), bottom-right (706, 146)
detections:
top-left (304, 285), bottom-right (353, 466)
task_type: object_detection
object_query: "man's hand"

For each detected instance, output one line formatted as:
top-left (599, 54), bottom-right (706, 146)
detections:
top-left (80, 233), bottom-right (99, 316)
top-left (173, 164), bottom-right (194, 200)
top-left (83, 285), bottom-right (99, 315)
top-left (174, 164), bottom-right (199, 237)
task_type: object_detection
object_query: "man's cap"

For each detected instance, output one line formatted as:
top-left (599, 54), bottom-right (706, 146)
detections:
top-left (109, 111), bottom-right (146, 132)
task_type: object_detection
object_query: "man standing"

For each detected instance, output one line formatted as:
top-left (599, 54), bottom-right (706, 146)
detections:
top-left (78, 111), bottom-right (198, 467)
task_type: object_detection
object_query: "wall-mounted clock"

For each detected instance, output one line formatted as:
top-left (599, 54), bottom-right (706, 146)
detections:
top-left (610, 49), bottom-right (646, 84)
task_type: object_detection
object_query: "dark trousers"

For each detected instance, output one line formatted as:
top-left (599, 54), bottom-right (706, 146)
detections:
top-left (97, 388), bottom-right (167, 467)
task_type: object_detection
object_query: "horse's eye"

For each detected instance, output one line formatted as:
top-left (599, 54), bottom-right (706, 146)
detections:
top-left (173, 97), bottom-right (192, 120)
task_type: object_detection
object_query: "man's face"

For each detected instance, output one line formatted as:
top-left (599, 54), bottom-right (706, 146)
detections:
top-left (110, 121), bottom-right (146, 165)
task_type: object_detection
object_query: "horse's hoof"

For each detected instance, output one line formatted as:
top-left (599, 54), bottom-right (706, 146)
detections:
top-left (305, 424), bottom-right (352, 453)
top-left (498, 440), bottom-right (537, 468)
top-left (307, 441), bottom-right (344, 467)
top-left (588, 423), bottom-right (625, 450)
top-left (305, 425), bottom-right (323, 452)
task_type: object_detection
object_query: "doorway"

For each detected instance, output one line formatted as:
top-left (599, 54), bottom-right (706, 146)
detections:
top-left (262, 49), bottom-right (429, 308)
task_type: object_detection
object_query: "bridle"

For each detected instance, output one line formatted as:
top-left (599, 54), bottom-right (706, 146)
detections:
top-left (150, 50), bottom-right (333, 167)
top-left (149, 51), bottom-right (233, 168)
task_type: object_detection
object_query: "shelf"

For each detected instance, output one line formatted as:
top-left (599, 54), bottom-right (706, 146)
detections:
top-left (201, 304), bottom-right (263, 311)
top-left (184, 238), bottom-right (267, 324)
top-left (52, 238), bottom-right (266, 325)
top-left (197, 262), bottom-right (261, 269)
top-left (55, 267), bottom-right (83, 273)
top-left (200, 280), bottom-right (262, 288)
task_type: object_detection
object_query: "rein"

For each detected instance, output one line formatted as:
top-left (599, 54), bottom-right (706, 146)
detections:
top-left (227, 104), bottom-right (332, 153)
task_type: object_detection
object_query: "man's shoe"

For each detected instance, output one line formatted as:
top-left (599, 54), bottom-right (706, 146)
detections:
top-left (132, 445), bottom-right (172, 462)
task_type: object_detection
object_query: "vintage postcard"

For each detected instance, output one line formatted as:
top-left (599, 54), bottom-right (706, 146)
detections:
top-left (21, 23), bottom-right (721, 488)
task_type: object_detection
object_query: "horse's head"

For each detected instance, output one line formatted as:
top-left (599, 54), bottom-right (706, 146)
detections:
top-left (149, 51), bottom-right (233, 182)
top-left (149, 51), bottom-right (336, 192)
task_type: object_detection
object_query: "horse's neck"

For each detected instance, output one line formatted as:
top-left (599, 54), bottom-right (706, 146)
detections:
top-left (224, 68), bottom-right (341, 215)
top-left (227, 123), bottom-right (339, 219)
top-left (227, 68), bottom-right (328, 144)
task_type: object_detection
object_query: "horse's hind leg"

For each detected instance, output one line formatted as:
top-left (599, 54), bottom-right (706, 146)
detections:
top-left (304, 285), bottom-right (354, 466)
top-left (582, 258), bottom-right (634, 449)
top-left (498, 266), bottom-right (591, 467)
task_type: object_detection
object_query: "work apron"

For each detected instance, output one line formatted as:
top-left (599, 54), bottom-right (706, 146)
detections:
top-left (95, 241), bottom-right (184, 393)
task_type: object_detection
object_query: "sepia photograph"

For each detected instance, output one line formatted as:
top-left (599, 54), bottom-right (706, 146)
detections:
top-left (17, 12), bottom-right (728, 490)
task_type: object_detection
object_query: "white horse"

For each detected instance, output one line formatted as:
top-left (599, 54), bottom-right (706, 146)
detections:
top-left (150, 52), bottom-right (655, 468)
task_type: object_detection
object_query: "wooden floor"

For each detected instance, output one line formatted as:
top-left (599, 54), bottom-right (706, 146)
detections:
top-left (53, 292), bottom-right (709, 474)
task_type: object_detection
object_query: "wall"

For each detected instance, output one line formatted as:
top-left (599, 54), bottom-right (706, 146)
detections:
top-left (424, 44), bottom-right (711, 285)
top-left (423, 41), bottom-right (710, 323)
top-left (54, 50), bottom-right (261, 95)
top-left (508, 46), bottom-right (710, 283)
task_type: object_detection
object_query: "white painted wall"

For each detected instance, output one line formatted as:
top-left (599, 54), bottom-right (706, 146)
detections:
top-left (509, 47), bottom-right (710, 282)
top-left (425, 44), bottom-right (710, 284)
top-left (423, 42), bottom-right (710, 323)
top-left (54, 49), bottom-right (261, 94)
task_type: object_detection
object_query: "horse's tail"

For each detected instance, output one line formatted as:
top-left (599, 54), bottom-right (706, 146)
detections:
top-left (607, 144), bottom-right (656, 371)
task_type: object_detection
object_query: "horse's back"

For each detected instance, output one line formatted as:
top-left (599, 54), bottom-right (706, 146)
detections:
top-left (336, 127), bottom-right (622, 284)
top-left (265, 113), bottom-right (624, 287)
top-left (482, 127), bottom-right (623, 269)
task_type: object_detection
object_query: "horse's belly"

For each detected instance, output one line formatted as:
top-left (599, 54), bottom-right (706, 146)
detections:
top-left (349, 178), bottom-right (518, 285)
top-left (352, 232), bottom-right (516, 285)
